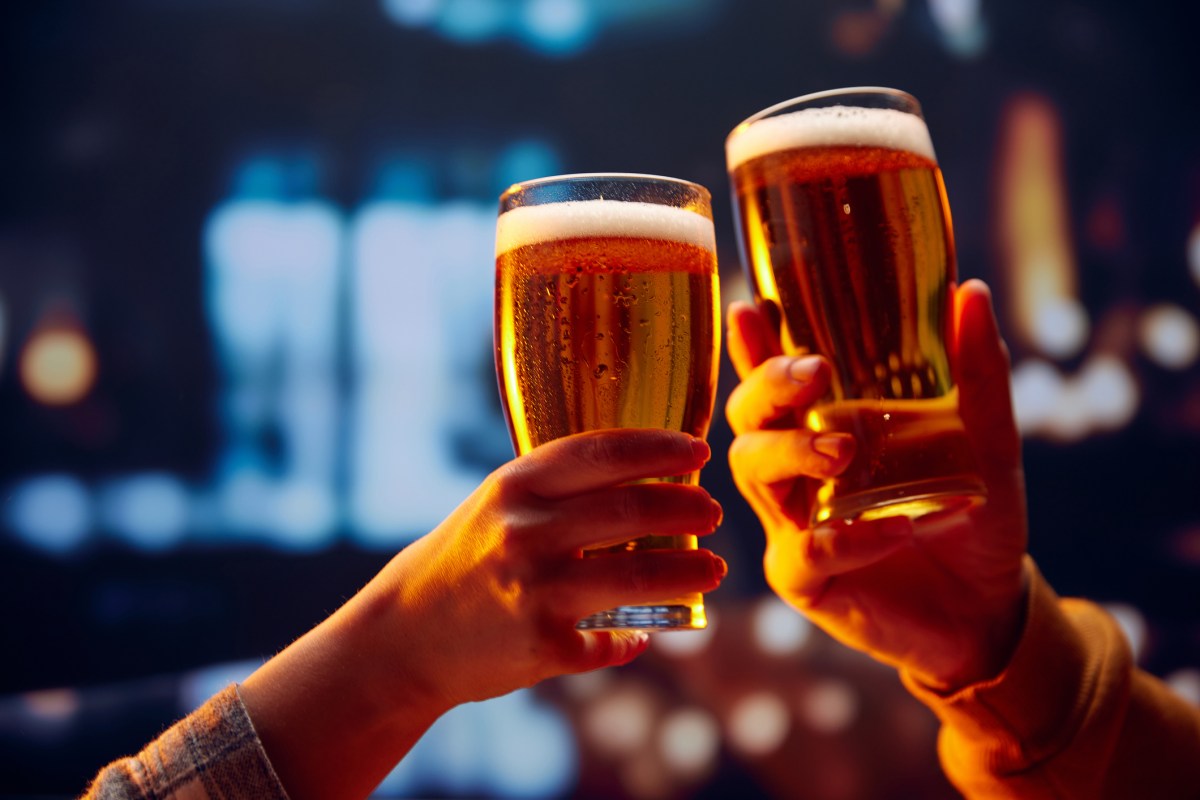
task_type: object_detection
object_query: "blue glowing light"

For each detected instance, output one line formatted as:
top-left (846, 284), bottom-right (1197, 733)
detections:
top-left (97, 473), bottom-right (190, 551)
top-left (494, 140), bottom-right (563, 197)
top-left (378, 689), bottom-right (577, 798)
top-left (436, 0), bottom-right (510, 43)
top-left (6, 475), bottom-right (92, 554)
top-left (518, 0), bottom-right (595, 55)
top-left (346, 200), bottom-right (491, 546)
top-left (381, 0), bottom-right (443, 27)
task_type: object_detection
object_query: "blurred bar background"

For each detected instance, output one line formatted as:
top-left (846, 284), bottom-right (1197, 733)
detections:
top-left (1, 0), bottom-right (1197, 797)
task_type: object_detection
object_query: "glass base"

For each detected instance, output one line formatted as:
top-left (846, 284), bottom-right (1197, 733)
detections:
top-left (576, 603), bottom-right (706, 631)
top-left (814, 476), bottom-right (987, 526)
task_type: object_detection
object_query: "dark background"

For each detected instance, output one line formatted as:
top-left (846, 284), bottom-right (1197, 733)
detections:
top-left (2, 0), bottom-right (1198, 797)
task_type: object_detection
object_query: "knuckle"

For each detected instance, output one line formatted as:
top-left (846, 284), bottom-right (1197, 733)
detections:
top-left (627, 557), bottom-right (653, 594)
top-left (615, 486), bottom-right (647, 525)
top-left (578, 431), bottom-right (624, 468)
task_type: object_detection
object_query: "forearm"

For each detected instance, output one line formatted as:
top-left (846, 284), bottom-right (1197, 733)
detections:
top-left (903, 558), bottom-right (1200, 798)
top-left (240, 573), bottom-right (451, 800)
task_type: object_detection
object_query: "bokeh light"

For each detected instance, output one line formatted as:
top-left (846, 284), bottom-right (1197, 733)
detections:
top-left (582, 684), bottom-right (655, 758)
top-left (726, 692), bottom-right (790, 757)
top-left (19, 324), bottom-right (98, 406)
top-left (97, 473), bottom-right (190, 551)
top-left (1139, 304), bottom-right (1200, 370)
top-left (752, 596), bottom-right (812, 656)
top-left (652, 610), bottom-right (717, 658)
top-left (6, 475), bottom-right (92, 554)
top-left (658, 707), bottom-right (720, 780)
top-left (1165, 668), bottom-right (1200, 707)
top-left (1103, 603), bottom-right (1148, 663)
top-left (799, 679), bottom-right (859, 735)
top-left (1032, 296), bottom-right (1090, 360)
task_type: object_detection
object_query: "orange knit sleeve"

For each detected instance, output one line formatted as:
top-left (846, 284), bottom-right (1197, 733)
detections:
top-left (901, 558), bottom-right (1200, 799)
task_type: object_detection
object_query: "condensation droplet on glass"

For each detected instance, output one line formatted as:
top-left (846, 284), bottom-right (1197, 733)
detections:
top-left (593, 364), bottom-right (608, 378)
top-left (595, 332), bottom-right (604, 340)
top-left (843, 203), bottom-right (851, 214)
top-left (883, 413), bottom-right (891, 421)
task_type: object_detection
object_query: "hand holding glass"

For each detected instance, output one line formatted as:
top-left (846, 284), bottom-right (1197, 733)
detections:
top-left (726, 88), bottom-right (986, 525)
top-left (494, 173), bottom-right (721, 630)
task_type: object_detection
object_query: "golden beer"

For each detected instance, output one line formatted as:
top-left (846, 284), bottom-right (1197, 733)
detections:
top-left (727, 90), bottom-right (985, 524)
top-left (494, 175), bottom-right (720, 629)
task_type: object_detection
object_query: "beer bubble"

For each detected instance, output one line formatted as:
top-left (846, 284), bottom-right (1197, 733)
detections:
top-left (565, 273), bottom-right (579, 288)
top-left (595, 332), bottom-right (604, 340)
top-left (594, 364), bottom-right (608, 378)
top-left (843, 203), bottom-right (851, 214)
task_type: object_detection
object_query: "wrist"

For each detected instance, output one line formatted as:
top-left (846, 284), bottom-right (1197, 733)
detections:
top-left (240, 577), bottom-right (451, 800)
top-left (916, 562), bottom-right (1031, 694)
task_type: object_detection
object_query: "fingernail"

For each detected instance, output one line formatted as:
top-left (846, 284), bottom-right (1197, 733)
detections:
top-left (813, 433), bottom-right (853, 461)
top-left (712, 556), bottom-right (728, 581)
top-left (690, 438), bottom-right (711, 463)
top-left (710, 500), bottom-right (724, 528)
top-left (789, 356), bottom-right (823, 383)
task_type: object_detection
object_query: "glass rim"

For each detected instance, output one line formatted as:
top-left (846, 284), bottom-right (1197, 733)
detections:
top-left (727, 86), bottom-right (921, 143)
top-left (499, 172), bottom-right (710, 203)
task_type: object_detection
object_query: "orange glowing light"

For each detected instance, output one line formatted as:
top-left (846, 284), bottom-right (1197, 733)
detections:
top-left (20, 326), bottom-right (98, 406)
top-left (995, 93), bottom-right (1087, 358)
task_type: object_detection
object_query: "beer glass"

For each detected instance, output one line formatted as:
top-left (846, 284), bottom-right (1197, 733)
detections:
top-left (494, 173), bottom-right (720, 630)
top-left (726, 87), bottom-right (986, 525)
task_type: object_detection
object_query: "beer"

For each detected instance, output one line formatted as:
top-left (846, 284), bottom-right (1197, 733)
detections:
top-left (495, 183), bottom-right (719, 629)
top-left (727, 95), bottom-right (985, 523)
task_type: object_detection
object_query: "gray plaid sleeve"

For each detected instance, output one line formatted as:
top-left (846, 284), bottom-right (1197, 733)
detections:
top-left (81, 683), bottom-right (289, 800)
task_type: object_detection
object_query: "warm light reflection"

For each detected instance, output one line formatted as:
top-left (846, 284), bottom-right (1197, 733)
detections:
top-left (1010, 355), bottom-right (1138, 441)
top-left (726, 692), bottom-right (790, 757)
top-left (1140, 304), bottom-right (1200, 370)
top-left (1166, 668), bottom-right (1200, 707)
top-left (652, 609), bottom-right (717, 658)
top-left (1103, 602), bottom-right (1148, 663)
top-left (583, 684), bottom-right (655, 758)
top-left (658, 707), bottom-right (719, 780)
top-left (800, 679), bottom-right (858, 734)
top-left (752, 596), bottom-right (812, 656)
top-left (996, 93), bottom-right (1088, 359)
top-left (19, 323), bottom-right (97, 406)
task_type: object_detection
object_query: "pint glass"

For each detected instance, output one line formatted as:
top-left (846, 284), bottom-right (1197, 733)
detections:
top-left (726, 87), bottom-right (986, 525)
top-left (494, 173), bottom-right (720, 630)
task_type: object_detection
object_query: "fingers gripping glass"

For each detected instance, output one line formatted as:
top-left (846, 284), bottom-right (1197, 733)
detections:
top-left (494, 174), bottom-right (720, 630)
top-left (726, 88), bottom-right (986, 525)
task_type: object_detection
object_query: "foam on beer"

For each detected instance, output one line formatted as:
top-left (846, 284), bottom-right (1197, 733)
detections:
top-left (726, 105), bottom-right (937, 171)
top-left (495, 200), bottom-right (716, 256)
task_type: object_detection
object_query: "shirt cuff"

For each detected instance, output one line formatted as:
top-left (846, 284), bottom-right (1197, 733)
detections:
top-left (901, 557), bottom-right (1132, 782)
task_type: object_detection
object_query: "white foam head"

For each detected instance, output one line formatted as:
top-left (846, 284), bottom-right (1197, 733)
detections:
top-left (495, 200), bottom-right (715, 256)
top-left (726, 105), bottom-right (937, 171)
